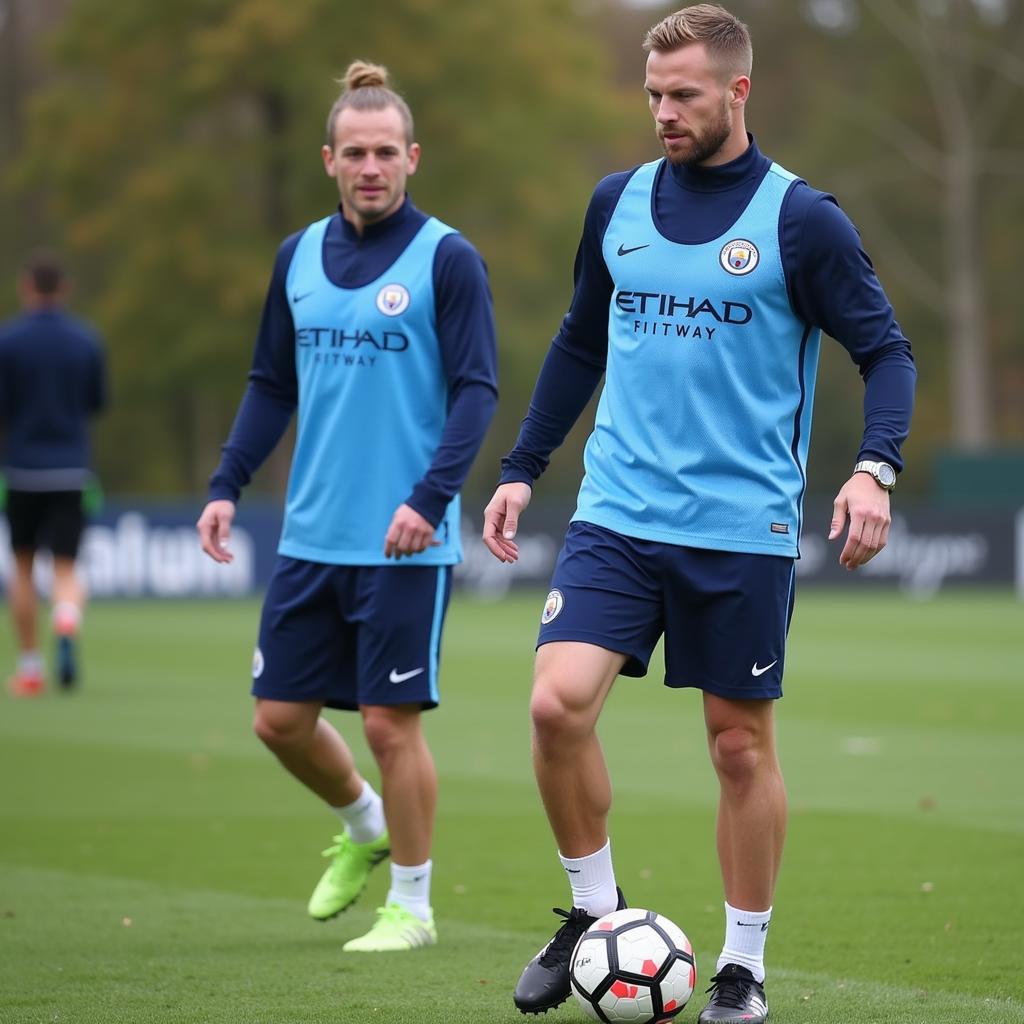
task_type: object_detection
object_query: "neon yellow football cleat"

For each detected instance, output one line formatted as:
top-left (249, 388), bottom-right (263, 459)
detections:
top-left (307, 831), bottom-right (390, 921)
top-left (342, 902), bottom-right (437, 952)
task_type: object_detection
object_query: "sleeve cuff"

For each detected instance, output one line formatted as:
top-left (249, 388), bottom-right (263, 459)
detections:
top-left (207, 482), bottom-right (241, 504)
top-left (498, 467), bottom-right (536, 488)
top-left (405, 484), bottom-right (450, 528)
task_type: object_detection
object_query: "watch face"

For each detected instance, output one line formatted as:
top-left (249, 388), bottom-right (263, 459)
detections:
top-left (877, 463), bottom-right (897, 488)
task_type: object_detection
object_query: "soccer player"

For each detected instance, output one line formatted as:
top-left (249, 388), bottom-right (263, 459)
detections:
top-left (482, 5), bottom-right (915, 1022)
top-left (197, 62), bottom-right (497, 952)
top-left (0, 252), bottom-right (107, 696)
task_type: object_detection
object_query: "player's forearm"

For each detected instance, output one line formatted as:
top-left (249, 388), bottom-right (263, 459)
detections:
top-left (405, 380), bottom-right (498, 526)
top-left (857, 349), bottom-right (917, 471)
top-left (207, 381), bottom-right (296, 502)
top-left (499, 341), bottom-right (605, 485)
top-left (785, 192), bottom-right (916, 473)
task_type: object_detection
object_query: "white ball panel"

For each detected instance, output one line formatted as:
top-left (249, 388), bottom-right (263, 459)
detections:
top-left (653, 913), bottom-right (691, 952)
top-left (657, 956), bottom-right (696, 1013)
top-left (597, 981), bottom-right (655, 1022)
top-left (572, 934), bottom-right (611, 996)
top-left (594, 907), bottom-right (649, 929)
top-left (615, 926), bottom-right (670, 976)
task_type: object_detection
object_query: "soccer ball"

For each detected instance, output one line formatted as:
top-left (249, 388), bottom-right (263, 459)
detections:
top-left (570, 908), bottom-right (696, 1024)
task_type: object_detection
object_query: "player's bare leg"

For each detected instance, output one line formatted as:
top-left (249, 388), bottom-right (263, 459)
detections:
top-left (51, 555), bottom-right (85, 688)
top-left (341, 704), bottom-right (438, 951)
top-left (7, 550), bottom-right (44, 696)
top-left (361, 704), bottom-right (436, 866)
top-left (51, 556), bottom-right (85, 613)
top-left (530, 641), bottom-right (625, 856)
top-left (253, 698), bottom-right (364, 806)
top-left (10, 550), bottom-right (38, 655)
top-left (254, 699), bottom-right (391, 922)
top-left (514, 642), bottom-right (627, 1013)
top-left (698, 694), bottom-right (782, 1023)
top-left (703, 695), bottom-right (785, 911)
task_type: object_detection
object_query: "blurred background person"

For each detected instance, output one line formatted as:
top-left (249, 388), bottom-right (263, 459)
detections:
top-left (0, 250), bottom-right (108, 696)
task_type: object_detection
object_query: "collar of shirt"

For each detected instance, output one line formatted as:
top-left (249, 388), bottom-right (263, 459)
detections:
top-left (323, 195), bottom-right (431, 290)
top-left (336, 194), bottom-right (421, 243)
top-left (665, 133), bottom-right (769, 194)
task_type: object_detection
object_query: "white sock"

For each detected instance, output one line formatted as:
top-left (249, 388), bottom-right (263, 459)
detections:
top-left (17, 651), bottom-right (43, 675)
top-left (717, 901), bottom-right (772, 983)
top-left (559, 839), bottom-right (618, 917)
top-left (330, 780), bottom-right (385, 844)
top-left (387, 860), bottom-right (432, 921)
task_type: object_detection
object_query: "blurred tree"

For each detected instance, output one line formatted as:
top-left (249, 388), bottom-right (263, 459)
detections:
top-left (0, 0), bottom-right (70, 311)
top-left (11, 0), bottom-right (632, 496)
top-left (800, 0), bottom-right (1024, 451)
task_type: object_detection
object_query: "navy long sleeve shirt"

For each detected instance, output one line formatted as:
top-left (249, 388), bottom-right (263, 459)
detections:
top-left (209, 198), bottom-right (498, 527)
top-left (500, 137), bottom-right (916, 487)
top-left (0, 306), bottom-right (107, 489)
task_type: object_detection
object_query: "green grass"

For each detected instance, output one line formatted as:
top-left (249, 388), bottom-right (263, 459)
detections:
top-left (1, 590), bottom-right (1023, 1023)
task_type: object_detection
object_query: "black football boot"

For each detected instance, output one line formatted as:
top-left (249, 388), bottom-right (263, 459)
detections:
top-left (512, 888), bottom-right (626, 1014)
top-left (697, 963), bottom-right (769, 1024)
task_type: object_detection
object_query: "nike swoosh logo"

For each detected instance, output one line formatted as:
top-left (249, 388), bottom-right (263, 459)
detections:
top-left (737, 921), bottom-right (770, 931)
top-left (292, 291), bottom-right (314, 303)
top-left (616, 243), bottom-right (650, 256)
top-left (564, 868), bottom-right (581, 874)
top-left (751, 660), bottom-right (778, 677)
top-left (389, 667), bottom-right (425, 684)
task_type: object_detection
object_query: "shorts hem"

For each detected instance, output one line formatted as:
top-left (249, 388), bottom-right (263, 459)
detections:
top-left (537, 628), bottom-right (650, 678)
top-left (665, 678), bottom-right (782, 700)
top-left (252, 685), bottom-right (438, 712)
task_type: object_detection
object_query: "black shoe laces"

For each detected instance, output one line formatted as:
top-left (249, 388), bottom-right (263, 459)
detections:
top-left (705, 969), bottom-right (756, 1010)
top-left (538, 907), bottom-right (594, 967)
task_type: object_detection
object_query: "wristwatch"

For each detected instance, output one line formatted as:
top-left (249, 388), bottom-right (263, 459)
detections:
top-left (853, 459), bottom-right (897, 492)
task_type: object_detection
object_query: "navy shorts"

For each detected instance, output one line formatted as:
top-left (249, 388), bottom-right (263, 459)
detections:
top-left (253, 556), bottom-right (453, 711)
top-left (5, 489), bottom-right (85, 558)
top-left (538, 521), bottom-right (796, 700)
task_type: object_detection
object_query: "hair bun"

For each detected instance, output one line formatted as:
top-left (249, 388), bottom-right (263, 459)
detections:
top-left (344, 60), bottom-right (390, 91)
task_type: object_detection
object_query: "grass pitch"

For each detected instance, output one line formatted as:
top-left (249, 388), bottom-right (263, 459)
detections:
top-left (1, 590), bottom-right (1022, 1023)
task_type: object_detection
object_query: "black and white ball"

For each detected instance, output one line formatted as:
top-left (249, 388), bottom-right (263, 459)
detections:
top-left (570, 908), bottom-right (696, 1024)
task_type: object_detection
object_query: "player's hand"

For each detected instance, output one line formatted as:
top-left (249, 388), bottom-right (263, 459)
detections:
top-left (384, 503), bottom-right (440, 559)
top-left (197, 499), bottom-right (237, 564)
top-left (828, 473), bottom-right (892, 570)
top-left (482, 482), bottom-right (533, 563)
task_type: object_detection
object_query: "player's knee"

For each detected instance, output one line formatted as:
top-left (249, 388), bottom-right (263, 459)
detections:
top-left (530, 680), bottom-right (586, 744)
top-left (252, 707), bottom-right (306, 752)
top-left (709, 725), bottom-right (763, 785)
top-left (361, 706), bottom-right (412, 765)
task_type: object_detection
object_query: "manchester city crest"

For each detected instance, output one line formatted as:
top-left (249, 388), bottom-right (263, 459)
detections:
top-left (541, 588), bottom-right (564, 625)
top-left (719, 239), bottom-right (759, 276)
top-left (376, 283), bottom-right (410, 316)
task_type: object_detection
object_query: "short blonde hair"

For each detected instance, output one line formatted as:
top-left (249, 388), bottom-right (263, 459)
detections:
top-left (325, 60), bottom-right (415, 148)
top-left (643, 4), bottom-right (752, 79)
